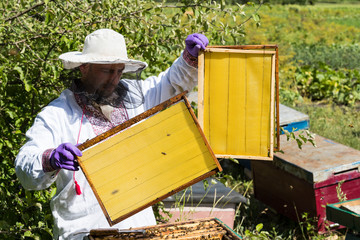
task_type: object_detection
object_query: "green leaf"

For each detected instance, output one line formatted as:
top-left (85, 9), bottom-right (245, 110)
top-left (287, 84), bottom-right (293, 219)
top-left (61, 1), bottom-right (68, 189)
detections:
top-left (228, 157), bottom-right (239, 164)
top-left (14, 66), bottom-right (24, 80)
top-left (23, 230), bottom-right (32, 237)
top-left (252, 13), bottom-right (260, 22)
top-left (14, 66), bottom-right (31, 92)
top-left (49, 187), bottom-right (57, 198)
top-left (296, 139), bottom-right (303, 149)
top-left (256, 223), bottom-right (263, 232)
top-left (6, 109), bottom-right (15, 119)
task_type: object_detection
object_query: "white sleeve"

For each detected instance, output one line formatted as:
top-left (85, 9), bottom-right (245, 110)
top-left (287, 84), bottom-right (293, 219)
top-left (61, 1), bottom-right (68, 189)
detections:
top-left (140, 52), bottom-right (198, 109)
top-left (15, 90), bottom-right (87, 191)
top-left (15, 111), bottom-right (61, 190)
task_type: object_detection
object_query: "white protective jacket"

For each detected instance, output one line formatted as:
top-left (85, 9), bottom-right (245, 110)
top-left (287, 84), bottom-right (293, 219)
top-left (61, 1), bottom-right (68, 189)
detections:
top-left (15, 55), bottom-right (198, 240)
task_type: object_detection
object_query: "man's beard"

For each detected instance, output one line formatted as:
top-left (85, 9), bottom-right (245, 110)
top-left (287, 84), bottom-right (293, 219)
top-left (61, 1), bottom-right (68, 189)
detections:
top-left (71, 79), bottom-right (128, 107)
top-left (85, 84), bottom-right (128, 106)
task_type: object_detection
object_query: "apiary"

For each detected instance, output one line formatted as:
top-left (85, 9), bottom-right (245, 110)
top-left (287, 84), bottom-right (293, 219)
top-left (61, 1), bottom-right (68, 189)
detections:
top-left (87, 218), bottom-right (242, 239)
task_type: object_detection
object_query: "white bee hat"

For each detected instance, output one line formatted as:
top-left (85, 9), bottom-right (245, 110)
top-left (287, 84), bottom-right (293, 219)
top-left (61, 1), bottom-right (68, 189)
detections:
top-left (59, 29), bottom-right (147, 73)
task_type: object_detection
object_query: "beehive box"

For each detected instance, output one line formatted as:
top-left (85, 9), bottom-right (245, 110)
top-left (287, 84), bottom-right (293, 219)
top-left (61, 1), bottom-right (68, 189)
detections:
top-left (197, 45), bottom-right (280, 160)
top-left (326, 198), bottom-right (360, 232)
top-left (161, 178), bottom-right (248, 228)
top-left (252, 132), bottom-right (360, 233)
top-left (87, 218), bottom-right (242, 239)
top-left (279, 104), bottom-right (309, 133)
top-left (77, 92), bottom-right (222, 226)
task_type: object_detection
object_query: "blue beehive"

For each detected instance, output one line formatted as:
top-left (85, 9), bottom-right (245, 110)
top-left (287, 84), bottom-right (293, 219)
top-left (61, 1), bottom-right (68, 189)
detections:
top-left (279, 104), bottom-right (309, 133)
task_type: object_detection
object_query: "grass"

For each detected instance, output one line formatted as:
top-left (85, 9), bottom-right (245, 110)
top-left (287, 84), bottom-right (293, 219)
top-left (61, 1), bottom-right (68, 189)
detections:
top-left (293, 101), bottom-right (360, 151)
top-left (242, 3), bottom-right (360, 57)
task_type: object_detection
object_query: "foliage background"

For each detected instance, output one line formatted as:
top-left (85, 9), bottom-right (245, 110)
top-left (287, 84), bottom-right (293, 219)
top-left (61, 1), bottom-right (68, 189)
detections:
top-left (0, 0), bottom-right (259, 239)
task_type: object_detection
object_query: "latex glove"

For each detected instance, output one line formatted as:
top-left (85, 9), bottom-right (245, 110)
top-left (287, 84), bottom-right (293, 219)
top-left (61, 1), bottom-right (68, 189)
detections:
top-left (50, 143), bottom-right (82, 171)
top-left (185, 33), bottom-right (209, 57)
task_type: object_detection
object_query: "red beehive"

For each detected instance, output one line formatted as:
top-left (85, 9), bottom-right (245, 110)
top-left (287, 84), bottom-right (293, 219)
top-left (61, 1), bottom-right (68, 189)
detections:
top-left (252, 132), bottom-right (360, 233)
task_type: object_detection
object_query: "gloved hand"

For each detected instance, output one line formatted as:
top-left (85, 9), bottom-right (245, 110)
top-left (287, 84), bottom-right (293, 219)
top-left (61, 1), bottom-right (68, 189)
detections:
top-left (185, 33), bottom-right (209, 57)
top-left (50, 143), bottom-right (82, 171)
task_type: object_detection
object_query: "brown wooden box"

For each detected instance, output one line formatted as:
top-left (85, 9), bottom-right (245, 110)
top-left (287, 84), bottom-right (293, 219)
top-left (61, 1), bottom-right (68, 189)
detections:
top-left (252, 132), bottom-right (360, 233)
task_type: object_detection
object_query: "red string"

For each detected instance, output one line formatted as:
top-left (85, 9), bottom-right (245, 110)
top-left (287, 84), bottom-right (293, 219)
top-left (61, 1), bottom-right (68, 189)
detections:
top-left (74, 105), bottom-right (85, 195)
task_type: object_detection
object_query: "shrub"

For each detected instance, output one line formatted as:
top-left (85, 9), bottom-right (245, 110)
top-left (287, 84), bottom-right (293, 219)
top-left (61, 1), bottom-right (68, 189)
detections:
top-left (295, 63), bottom-right (360, 105)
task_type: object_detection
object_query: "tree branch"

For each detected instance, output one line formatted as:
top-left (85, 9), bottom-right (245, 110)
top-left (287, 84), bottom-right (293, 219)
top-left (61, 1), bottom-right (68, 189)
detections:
top-left (5, 2), bottom-right (45, 22)
top-left (241, 0), bottom-right (264, 27)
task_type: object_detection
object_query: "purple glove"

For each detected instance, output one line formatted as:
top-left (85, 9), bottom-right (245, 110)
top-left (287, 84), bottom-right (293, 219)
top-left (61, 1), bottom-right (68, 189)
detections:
top-left (50, 143), bottom-right (82, 171)
top-left (185, 33), bottom-right (209, 57)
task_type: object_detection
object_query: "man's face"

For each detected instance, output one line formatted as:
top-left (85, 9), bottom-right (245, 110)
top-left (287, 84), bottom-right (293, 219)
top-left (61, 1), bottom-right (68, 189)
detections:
top-left (80, 63), bottom-right (125, 98)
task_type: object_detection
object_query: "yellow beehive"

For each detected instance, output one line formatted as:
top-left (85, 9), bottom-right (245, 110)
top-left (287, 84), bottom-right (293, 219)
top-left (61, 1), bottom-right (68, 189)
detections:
top-left (198, 46), bottom-right (279, 160)
top-left (77, 93), bottom-right (222, 226)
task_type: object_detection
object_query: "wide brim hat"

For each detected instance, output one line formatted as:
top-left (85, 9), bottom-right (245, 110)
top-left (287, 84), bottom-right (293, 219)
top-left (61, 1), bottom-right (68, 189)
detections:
top-left (59, 29), bottom-right (147, 73)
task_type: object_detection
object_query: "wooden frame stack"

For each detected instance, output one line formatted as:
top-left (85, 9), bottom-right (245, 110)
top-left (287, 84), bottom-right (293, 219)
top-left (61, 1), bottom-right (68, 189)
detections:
top-left (77, 92), bottom-right (222, 226)
top-left (88, 218), bottom-right (243, 239)
top-left (197, 45), bottom-right (280, 160)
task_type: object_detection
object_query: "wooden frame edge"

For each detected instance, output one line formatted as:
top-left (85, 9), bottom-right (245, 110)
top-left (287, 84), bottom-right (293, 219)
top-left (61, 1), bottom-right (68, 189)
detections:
top-left (215, 154), bottom-right (273, 161)
top-left (275, 46), bottom-right (280, 152)
top-left (269, 54), bottom-right (276, 159)
top-left (205, 48), bottom-right (276, 54)
top-left (198, 51), bottom-right (205, 130)
top-left (208, 45), bottom-right (278, 49)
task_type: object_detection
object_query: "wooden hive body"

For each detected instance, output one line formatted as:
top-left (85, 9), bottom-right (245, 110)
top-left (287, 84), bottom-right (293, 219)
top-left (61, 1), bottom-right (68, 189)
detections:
top-left (253, 132), bottom-right (360, 233)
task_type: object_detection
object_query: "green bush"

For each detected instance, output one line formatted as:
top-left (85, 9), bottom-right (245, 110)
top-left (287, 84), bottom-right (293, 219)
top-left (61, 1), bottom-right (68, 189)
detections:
top-left (295, 63), bottom-right (360, 105)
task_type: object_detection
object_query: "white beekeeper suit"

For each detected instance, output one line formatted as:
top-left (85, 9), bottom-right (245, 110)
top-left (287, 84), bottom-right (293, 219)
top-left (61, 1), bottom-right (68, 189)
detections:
top-left (14, 29), bottom-right (203, 240)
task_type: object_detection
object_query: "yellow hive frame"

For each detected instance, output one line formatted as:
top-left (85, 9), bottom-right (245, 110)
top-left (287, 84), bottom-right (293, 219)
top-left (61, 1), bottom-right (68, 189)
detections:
top-left (198, 46), bottom-right (280, 160)
top-left (77, 92), bottom-right (222, 226)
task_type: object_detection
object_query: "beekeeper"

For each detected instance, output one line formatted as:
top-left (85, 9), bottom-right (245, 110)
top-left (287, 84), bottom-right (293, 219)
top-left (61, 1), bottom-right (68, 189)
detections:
top-left (15, 28), bottom-right (208, 240)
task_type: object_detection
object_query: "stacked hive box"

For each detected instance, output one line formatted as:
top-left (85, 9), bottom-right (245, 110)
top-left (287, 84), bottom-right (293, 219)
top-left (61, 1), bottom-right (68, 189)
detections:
top-left (252, 133), bottom-right (360, 233)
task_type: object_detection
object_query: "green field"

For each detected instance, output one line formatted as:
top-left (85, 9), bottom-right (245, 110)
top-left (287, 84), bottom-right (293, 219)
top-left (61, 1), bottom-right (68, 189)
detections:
top-left (243, 3), bottom-right (360, 149)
